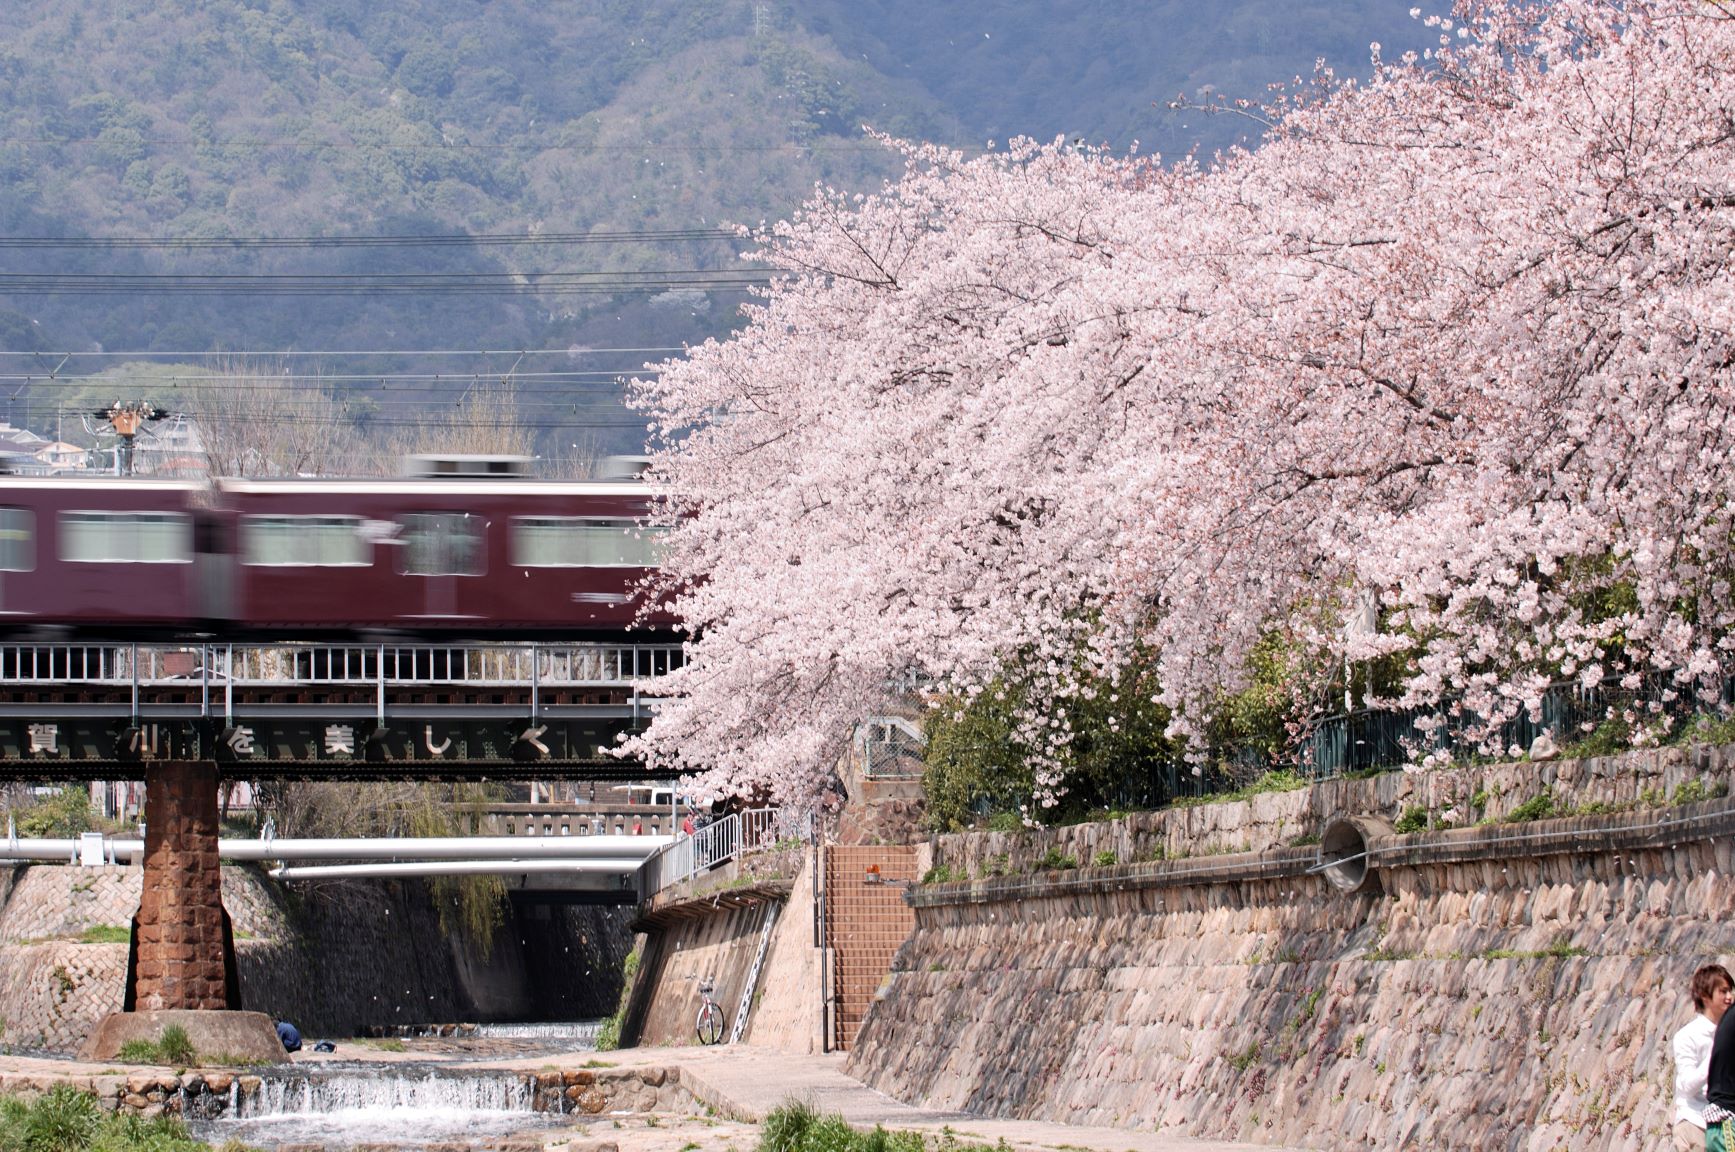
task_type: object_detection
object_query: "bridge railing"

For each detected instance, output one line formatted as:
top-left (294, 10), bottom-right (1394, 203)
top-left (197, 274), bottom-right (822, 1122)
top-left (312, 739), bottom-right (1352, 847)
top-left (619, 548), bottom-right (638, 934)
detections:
top-left (637, 807), bottom-right (811, 899)
top-left (0, 641), bottom-right (685, 689)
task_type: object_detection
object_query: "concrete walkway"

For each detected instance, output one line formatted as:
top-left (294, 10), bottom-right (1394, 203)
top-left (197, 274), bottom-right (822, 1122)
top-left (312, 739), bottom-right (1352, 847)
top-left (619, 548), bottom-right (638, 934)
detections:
top-left (524, 1044), bottom-right (1299, 1152)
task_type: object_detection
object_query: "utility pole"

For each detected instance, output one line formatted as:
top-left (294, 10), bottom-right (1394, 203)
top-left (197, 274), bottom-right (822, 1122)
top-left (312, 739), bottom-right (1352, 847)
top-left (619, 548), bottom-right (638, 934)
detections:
top-left (96, 401), bottom-right (165, 476)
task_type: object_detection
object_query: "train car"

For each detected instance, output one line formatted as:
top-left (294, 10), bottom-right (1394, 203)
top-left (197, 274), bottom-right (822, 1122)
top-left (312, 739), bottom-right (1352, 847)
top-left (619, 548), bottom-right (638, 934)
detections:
top-left (0, 476), bottom-right (215, 637)
top-left (0, 465), bottom-right (675, 640)
top-left (213, 475), bottom-right (672, 638)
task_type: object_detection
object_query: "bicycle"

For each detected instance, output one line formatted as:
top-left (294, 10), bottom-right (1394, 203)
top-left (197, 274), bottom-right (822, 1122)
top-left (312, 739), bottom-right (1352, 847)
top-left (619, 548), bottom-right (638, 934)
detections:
top-left (695, 978), bottom-right (725, 1045)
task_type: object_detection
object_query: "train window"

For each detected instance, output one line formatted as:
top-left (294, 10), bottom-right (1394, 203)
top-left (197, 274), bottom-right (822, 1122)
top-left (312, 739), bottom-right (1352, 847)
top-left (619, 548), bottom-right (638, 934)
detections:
top-left (400, 512), bottom-right (484, 576)
top-left (0, 508), bottom-right (33, 572)
top-left (240, 516), bottom-right (370, 566)
top-left (59, 512), bottom-right (192, 564)
top-left (511, 517), bottom-right (666, 567)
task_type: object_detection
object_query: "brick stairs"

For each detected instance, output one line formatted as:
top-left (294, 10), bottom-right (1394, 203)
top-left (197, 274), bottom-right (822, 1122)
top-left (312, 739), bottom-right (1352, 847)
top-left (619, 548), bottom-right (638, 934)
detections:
top-left (823, 845), bottom-right (917, 1051)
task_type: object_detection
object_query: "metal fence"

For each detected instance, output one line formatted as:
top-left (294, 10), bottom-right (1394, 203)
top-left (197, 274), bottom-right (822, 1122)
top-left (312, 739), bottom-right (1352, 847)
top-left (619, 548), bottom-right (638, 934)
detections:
top-left (857, 716), bottom-right (926, 780)
top-left (1113, 671), bottom-right (1735, 810)
top-left (637, 806), bottom-right (812, 898)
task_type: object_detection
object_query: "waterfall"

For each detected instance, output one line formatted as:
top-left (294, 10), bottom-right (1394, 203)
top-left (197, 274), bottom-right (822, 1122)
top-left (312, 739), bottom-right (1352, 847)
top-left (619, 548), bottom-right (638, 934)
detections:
top-left (471, 1021), bottom-right (604, 1043)
top-left (235, 1069), bottom-right (538, 1117)
top-left (200, 1068), bottom-right (560, 1150)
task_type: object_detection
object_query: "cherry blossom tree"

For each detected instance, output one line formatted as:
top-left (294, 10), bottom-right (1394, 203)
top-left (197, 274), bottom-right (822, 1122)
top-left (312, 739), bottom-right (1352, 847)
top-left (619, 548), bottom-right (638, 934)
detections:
top-left (626, 0), bottom-right (1735, 806)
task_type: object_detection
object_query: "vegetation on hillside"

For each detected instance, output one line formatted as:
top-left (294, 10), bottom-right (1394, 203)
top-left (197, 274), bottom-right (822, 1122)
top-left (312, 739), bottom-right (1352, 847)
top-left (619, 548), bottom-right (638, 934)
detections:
top-left (0, 0), bottom-right (1424, 443)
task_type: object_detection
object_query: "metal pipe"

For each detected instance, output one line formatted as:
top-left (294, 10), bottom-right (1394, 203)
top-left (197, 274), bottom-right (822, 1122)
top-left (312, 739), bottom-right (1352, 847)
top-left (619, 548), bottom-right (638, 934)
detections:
top-left (0, 834), bottom-right (674, 863)
top-left (269, 859), bottom-right (646, 880)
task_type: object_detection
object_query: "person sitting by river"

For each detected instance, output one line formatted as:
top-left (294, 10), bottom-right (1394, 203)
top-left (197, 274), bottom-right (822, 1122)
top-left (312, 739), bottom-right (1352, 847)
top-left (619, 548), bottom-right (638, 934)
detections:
top-left (1676, 964), bottom-right (1733, 1150)
top-left (274, 1017), bottom-right (303, 1053)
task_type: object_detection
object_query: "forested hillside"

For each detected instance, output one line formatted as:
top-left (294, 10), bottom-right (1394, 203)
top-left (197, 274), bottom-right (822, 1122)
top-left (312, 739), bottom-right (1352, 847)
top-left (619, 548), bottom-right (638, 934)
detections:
top-left (0, 0), bottom-right (1422, 455)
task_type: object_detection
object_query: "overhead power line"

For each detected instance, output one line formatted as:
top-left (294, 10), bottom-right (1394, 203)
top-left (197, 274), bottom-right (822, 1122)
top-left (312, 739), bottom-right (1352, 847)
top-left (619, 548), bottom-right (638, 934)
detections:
top-left (0, 270), bottom-right (772, 296)
top-left (0, 228), bottom-right (746, 250)
top-left (0, 348), bottom-right (690, 358)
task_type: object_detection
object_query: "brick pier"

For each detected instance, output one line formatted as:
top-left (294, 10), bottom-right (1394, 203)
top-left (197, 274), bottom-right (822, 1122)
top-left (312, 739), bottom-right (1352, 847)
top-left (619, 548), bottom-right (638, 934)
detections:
top-left (133, 762), bottom-right (228, 1010)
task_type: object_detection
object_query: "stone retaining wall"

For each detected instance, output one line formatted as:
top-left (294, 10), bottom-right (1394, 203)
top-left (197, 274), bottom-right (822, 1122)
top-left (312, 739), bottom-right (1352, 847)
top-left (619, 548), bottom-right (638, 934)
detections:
top-left (929, 743), bottom-right (1735, 881)
top-left (846, 742), bottom-right (1735, 1151)
top-left (0, 864), bottom-right (616, 1053)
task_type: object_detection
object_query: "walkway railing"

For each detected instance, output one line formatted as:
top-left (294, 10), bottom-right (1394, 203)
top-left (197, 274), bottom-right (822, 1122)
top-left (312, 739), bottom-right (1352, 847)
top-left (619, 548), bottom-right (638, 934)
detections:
top-left (636, 807), bottom-right (812, 898)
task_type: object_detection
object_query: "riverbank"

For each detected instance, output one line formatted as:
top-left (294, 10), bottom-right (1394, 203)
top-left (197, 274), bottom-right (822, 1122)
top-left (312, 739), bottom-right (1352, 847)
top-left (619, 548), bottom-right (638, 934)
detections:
top-left (0, 1040), bottom-right (1287, 1152)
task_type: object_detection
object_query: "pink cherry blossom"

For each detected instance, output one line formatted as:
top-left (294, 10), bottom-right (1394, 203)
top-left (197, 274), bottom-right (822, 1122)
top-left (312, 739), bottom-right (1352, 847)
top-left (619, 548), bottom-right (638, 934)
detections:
top-left (625, 0), bottom-right (1735, 805)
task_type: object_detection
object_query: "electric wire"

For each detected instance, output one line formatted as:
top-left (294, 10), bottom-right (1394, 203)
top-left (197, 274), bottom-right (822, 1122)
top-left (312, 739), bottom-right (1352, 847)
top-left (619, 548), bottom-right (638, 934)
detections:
top-left (0, 229), bottom-right (745, 250)
top-left (0, 348), bottom-right (690, 358)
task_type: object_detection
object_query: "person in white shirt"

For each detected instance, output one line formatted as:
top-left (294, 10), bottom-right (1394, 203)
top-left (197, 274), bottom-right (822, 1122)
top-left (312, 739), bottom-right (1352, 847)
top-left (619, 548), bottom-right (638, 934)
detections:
top-left (1676, 963), bottom-right (1735, 1151)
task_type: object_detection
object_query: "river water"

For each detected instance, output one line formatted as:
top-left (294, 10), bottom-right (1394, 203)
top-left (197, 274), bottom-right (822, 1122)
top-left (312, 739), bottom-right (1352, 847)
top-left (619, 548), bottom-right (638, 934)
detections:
top-left (191, 1020), bottom-right (605, 1149)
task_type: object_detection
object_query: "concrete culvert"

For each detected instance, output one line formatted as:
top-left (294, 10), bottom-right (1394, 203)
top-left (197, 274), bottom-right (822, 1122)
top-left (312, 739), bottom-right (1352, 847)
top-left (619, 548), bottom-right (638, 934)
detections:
top-left (1317, 815), bottom-right (1391, 894)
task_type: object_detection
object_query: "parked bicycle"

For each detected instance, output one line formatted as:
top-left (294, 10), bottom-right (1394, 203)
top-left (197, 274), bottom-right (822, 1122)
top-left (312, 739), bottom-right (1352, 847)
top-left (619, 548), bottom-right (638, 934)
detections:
top-left (695, 978), bottom-right (724, 1045)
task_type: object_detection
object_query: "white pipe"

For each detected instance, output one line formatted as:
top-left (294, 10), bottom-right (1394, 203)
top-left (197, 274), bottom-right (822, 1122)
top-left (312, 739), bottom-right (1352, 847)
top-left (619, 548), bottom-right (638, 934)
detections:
top-left (268, 859), bottom-right (646, 880)
top-left (225, 835), bottom-right (675, 861)
top-left (0, 835), bottom-right (674, 863)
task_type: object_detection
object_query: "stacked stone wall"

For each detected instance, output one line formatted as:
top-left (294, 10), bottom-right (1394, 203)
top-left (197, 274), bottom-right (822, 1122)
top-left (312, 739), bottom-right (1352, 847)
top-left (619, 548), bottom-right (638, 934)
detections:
top-left (846, 742), bottom-right (1735, 1150)
top-left (0, 866), bottom-right (140, 1052)
top-left (931, 743), bottom-right (1735, 880)
top-left (0, 864), bottom-right (576, 1052)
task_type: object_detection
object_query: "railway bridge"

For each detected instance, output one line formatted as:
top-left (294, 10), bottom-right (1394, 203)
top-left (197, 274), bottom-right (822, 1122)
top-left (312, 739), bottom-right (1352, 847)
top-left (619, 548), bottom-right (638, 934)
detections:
top-left (0, 638), bottom-right (682, 1030)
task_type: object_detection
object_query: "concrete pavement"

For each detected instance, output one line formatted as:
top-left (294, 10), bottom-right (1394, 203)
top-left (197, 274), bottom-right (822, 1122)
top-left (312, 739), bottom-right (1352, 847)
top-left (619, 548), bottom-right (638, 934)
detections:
top-left (508, 1044), bottom-right (1301, 1152)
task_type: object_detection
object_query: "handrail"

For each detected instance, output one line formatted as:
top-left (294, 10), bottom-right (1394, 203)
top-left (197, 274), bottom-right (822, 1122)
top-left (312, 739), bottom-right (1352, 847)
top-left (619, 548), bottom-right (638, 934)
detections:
top-left (636, 807), bottom-right (813, 899)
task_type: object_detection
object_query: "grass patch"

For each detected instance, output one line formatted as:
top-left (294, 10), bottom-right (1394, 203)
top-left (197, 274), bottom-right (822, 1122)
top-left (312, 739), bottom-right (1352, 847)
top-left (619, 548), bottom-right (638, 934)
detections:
top-left (1171, 769), bottom-right (1310, 809)
top-left (1478, 939), bottom-right (1587, 961)
top-left (1225, 1042), bottom-right (1262, 1072)
top-left (0, 1085), bottom-right (224, 1152)
top-left (1091, 850), bottom-right (1118, 868)
top-left (76, 924), bottom-right (130, 945)
top-left (364, 1038), bottom-right (407, 1052)
top-left (116, 1024), bottom-right (197, 1067)
top-left (920, 864), bottom-right (964, 885)
top-left (758, 1102), bottom-right (981, 1152)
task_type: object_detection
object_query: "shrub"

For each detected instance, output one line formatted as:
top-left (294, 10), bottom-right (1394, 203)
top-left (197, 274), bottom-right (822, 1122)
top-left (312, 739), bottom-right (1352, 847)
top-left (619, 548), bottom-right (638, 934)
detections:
top-left (1505, 790), bottom-right (1559, 823)
top-left (1092, 850), bottom-right (1118, 868)
top-left (1393, 806), bottom-right (1428, 834)
top-left (1673, 778), bottom-right (1729, 805)
top-left (1034, 848), bottom-right (1077, 871)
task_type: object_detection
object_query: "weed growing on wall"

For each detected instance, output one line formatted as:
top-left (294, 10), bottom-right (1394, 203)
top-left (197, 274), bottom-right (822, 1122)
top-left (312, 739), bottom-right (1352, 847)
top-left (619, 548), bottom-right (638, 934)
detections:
top-left (595, 947), bottom-right (641, 1052)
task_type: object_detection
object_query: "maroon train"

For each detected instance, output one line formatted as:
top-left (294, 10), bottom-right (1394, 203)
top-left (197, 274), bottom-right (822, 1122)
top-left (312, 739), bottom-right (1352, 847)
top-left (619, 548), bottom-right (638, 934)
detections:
top-left (0, 469), bottom-right (673, 640)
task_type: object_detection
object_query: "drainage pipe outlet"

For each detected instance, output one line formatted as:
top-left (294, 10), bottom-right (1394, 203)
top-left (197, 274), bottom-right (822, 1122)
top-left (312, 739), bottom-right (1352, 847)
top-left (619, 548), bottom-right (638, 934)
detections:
top-left (1316, 814), bottom-right (1392, 894)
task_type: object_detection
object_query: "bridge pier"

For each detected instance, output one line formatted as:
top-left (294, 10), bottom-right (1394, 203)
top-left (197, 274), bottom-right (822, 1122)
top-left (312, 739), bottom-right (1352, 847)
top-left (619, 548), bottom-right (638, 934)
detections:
top-left (84, 761), bottom-right (276, 1062)
top-left (133, 761), bottom-right (230, 1010)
